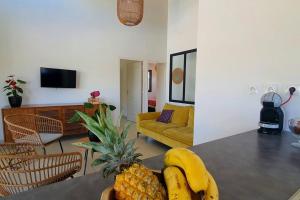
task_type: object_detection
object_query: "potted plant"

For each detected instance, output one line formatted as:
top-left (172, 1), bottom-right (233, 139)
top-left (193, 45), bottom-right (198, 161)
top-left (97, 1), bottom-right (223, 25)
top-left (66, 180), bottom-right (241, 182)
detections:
top-left (88, 90), bottom-right (101, 104)
top-left (3, 75), bottom-right (26, 108)
top-left (69, 101), bottom-right (116, 142)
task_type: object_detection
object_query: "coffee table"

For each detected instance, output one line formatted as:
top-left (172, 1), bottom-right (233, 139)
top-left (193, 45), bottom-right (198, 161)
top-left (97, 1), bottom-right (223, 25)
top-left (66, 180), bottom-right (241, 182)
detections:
top-left (4, 130), bottom-right (300, 200)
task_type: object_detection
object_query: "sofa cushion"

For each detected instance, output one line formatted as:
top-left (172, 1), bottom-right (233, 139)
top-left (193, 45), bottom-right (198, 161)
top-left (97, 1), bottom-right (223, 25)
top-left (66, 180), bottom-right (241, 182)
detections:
top-left (156, 110), bottom-right (174, 123)
top-left (163, 104), bottom-right (193, 126)
top-left (162, 127), bottom-right (193, 146)
top-left (187, 108), bottom-right (195, 128)
top-left (139, 120), bottom-right (180, 133)
top-left (40, 133), bottom-right (63, 144)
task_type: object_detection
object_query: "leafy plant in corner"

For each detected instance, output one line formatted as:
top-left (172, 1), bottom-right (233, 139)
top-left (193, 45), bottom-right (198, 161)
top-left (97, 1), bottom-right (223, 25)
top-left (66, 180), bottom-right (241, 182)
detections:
top-left (3, 75), bottom-right (26, 107)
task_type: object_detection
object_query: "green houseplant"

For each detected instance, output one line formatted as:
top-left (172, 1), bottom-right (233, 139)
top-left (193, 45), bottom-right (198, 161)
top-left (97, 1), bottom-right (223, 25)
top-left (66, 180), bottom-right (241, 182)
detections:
top-left (69, 102), bottom-right (116, 142)
top-left (3, 75), bottom-right (26, 108)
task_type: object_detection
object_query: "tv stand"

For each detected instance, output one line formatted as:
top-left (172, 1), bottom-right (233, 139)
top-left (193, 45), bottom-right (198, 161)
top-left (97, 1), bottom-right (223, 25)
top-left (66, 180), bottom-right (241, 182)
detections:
top-left (1, 103), bottom-right (98, 142)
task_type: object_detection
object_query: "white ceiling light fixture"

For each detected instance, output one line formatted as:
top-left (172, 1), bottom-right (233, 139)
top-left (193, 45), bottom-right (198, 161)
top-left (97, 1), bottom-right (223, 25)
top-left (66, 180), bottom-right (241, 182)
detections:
top-left (117, 0), bottom-right (144, 26)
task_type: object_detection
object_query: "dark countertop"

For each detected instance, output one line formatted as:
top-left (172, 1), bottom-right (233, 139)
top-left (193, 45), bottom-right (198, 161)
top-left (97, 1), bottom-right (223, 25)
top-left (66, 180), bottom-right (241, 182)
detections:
top-left (4, 131), bottom-right (300, 200)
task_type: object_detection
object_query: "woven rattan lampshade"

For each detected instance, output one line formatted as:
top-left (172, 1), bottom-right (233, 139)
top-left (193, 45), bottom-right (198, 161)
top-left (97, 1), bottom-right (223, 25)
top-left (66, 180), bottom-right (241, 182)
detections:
top-left (117, 0), bottom-right (144, 26)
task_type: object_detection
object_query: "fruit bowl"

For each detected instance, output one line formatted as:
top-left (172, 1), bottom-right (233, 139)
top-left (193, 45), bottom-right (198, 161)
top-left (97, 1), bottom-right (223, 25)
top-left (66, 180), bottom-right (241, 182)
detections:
top-left (100, 170), bottom-right (204, 200)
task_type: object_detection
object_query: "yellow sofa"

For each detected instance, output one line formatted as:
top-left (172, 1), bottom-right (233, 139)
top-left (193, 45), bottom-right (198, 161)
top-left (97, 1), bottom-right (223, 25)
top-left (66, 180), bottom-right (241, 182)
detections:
top-left (136, 104), bottom-right (194, 148)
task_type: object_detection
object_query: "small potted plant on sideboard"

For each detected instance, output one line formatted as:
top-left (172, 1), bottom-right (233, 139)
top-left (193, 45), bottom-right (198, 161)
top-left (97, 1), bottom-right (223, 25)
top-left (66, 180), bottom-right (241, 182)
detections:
top-left (3, 75), bottom-right (26, 108)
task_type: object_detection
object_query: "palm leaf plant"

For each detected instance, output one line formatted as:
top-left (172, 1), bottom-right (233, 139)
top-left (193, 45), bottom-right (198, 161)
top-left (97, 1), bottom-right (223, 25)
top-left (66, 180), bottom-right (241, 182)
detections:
top-left (72, 105), bottom-right (142, 178)
top-left (73, 105), bottom-right (167, 199)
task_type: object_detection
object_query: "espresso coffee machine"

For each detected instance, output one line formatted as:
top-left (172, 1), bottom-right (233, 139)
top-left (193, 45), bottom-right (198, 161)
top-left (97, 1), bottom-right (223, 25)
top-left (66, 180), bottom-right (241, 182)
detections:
top-left (258, 87), bottom-right (296, 134)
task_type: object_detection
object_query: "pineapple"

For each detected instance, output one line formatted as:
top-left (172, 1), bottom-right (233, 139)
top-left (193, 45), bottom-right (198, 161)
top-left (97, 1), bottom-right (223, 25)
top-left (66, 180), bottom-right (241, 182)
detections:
top-left (73, 105), bottom-right (167, 200)
top-left (114, 164), bottom-right (166, 200)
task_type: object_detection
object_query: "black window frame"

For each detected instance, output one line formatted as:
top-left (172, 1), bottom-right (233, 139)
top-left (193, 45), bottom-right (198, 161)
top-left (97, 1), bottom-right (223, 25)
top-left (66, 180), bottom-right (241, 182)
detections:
top-left (169, 48), bottom-right (197, 105)
top-left (148, 70), bottom-right (152, 92)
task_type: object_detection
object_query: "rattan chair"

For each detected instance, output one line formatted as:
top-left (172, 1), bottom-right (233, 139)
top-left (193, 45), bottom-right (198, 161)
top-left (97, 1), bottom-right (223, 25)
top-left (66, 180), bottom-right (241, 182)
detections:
top-left (4, 114), bottom-right (64, 154)
top-left (0, 143), bottom-right (82, 197)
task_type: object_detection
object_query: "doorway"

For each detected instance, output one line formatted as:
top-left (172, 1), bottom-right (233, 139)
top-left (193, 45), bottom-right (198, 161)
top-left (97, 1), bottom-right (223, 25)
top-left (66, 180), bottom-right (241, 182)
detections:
top-left (147, 63), bottom-right (166, 113)
top-left (120, 59), bottom-right (143, 122)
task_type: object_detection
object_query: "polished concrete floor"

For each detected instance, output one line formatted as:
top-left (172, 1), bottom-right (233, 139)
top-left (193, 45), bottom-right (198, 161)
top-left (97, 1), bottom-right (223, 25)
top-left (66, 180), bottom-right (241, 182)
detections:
top-left (44, 119), bottom-right (169, 176)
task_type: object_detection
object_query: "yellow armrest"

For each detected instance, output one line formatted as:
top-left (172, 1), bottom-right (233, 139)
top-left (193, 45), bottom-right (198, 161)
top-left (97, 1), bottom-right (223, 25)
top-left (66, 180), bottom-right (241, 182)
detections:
top-left (136, 112), bottom-right (161, 127)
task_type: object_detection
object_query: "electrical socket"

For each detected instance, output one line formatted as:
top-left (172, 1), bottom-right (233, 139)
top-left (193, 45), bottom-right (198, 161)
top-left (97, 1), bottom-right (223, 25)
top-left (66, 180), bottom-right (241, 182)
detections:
top-left (286, 85), bottom-right (299, 96)
top-left (249, 85), bottom-right (258, 95)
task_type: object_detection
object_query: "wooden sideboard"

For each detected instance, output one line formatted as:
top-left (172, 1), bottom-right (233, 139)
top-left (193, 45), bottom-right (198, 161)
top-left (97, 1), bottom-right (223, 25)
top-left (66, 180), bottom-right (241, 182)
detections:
top-left (1, 103), bottom-right (98, 142)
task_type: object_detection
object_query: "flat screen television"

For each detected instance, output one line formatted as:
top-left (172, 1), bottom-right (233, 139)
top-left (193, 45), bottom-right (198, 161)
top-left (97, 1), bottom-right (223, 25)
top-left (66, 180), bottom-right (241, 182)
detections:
top-left (40, 67), bottom-right (77, 88)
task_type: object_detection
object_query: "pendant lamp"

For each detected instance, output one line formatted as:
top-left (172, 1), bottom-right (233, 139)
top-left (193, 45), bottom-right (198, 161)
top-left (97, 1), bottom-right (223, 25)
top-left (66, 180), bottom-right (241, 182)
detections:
top-left (117, 0), bottom-right (144, 26)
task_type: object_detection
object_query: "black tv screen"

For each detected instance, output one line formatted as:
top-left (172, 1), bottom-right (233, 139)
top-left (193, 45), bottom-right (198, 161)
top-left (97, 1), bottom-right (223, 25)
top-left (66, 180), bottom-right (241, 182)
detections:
top-left (40, 67), bottom-right (76, 88)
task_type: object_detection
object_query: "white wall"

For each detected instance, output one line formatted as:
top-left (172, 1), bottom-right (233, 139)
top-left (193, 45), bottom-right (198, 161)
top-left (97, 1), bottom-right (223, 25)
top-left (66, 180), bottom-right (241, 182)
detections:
top-left (0, 0), bottom-right (168, 140)
top-left (194, 0), bottom-right (300, 144)
top-left (166, 0), bottom-right (198, 104)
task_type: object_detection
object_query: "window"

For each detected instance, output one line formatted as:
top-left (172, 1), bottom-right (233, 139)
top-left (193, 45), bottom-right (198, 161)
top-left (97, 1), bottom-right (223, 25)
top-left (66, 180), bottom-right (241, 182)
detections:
top-left (169, 49), bottom-right (197, 104)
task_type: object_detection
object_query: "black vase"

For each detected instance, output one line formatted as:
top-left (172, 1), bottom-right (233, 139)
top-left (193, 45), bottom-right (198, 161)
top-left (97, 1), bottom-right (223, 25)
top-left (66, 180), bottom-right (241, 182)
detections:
top-left (88, 131), bottom-right (100, 142)
top-left (8, 96), bottom-right (22, 108)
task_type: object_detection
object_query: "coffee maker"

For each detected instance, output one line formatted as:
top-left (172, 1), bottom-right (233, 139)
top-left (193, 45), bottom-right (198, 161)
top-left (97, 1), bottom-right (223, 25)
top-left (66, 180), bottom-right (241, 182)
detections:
top-left (258, 87), bottom-right (296, 134)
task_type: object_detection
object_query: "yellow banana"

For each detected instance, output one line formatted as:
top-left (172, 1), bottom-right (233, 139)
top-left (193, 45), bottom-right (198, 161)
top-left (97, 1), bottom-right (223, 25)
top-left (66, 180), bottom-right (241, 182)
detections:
top-left (204, 171), bottom-right (219, 200)
top-left (163, 166), bottom-right (192, 200)
top-left (164, 148), bottom-right (209, 193)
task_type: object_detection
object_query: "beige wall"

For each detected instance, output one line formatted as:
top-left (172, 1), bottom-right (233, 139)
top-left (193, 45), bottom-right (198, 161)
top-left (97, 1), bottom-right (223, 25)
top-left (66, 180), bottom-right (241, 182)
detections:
top-left (0, 0), bottom-right (168, 140)
top-left (194, 0), bottom-right (300, 144)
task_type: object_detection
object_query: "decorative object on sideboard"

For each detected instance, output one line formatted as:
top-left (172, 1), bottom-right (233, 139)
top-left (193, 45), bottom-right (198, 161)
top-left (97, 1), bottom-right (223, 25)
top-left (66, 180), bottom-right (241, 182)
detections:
top-left (258, 87), bottom-right (296, 135)
top-left (289, 118), bottom-right (300, 149)
top-left (88, 90), bottom-right (101, 104)
top-left (117, 0), bottom-right (144, 26)
top-left (2, 75), bottom-right (26, 108)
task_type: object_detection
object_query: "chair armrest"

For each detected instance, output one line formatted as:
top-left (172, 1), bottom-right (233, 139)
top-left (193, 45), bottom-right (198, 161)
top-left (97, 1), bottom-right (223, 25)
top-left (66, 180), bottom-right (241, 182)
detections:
top-left (0, 143), bottom-right (37, 156)
top-left (0, 152), bottom-right (82, 174)
top-left (136, 112), bottom-right (161, 128)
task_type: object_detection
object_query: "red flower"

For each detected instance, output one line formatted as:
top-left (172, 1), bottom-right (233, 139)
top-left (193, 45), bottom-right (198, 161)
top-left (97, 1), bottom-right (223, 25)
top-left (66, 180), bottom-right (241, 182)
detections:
top-left (90, 91), bottom-right (100, 98)
top-left (9, 81), bottom-right (16, 86)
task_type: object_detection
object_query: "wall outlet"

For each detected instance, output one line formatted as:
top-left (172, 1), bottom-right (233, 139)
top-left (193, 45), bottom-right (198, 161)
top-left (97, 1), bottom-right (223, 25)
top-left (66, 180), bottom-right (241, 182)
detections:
top-left (286, 85), bottom-right (300, 96)
top-left (249, 85), bottom-right (258, 95)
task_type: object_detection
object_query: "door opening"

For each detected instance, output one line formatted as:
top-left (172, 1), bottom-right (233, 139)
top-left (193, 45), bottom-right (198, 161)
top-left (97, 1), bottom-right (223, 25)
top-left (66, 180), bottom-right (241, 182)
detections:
top-left (120, 59), bottom-right (143, 122)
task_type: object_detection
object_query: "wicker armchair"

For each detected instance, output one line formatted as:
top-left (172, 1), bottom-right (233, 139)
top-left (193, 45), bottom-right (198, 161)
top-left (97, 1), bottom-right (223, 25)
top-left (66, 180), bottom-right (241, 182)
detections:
top-left (4, 114), bottom-right (64, 154)
top-left (0, 143), bottom-right (82, 197)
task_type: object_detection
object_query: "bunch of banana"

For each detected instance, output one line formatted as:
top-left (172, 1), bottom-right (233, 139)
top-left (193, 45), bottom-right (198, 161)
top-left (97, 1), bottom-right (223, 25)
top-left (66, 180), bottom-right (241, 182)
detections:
top-left (163, 148), bottom-right (219, 200)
